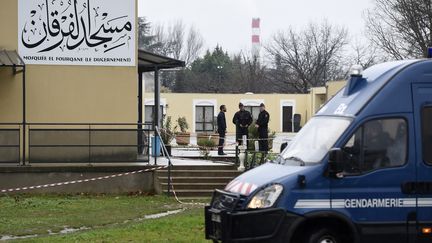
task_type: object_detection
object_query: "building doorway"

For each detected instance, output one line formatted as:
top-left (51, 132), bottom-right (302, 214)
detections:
top-left (282, 106), bottom-right (293, 132)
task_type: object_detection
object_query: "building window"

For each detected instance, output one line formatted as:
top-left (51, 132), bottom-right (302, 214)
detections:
top-left (144, 105), bottom-right (164, 129)
top-left (195, 106), bottom-right (214, 132)
top-left (244, 106), bottom-right (260, 120)
top-left (422, 107), bottom-right (432, 164)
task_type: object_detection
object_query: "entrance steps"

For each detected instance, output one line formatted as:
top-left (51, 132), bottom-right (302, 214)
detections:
top-left (156, 164), bottom-right (241, 198)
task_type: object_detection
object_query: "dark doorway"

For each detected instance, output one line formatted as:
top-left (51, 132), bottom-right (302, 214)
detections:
top-left (282, 106), bottom-right (293, 132)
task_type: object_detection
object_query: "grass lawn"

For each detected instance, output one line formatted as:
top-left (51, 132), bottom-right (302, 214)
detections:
top-left (0, 194), bottom-right (210, 242)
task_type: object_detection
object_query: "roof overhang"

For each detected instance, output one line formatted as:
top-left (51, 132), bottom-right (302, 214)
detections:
top-left (138, 49), bottom-right (185, 72)
top-left (0, 50), bottom-right (25, 74)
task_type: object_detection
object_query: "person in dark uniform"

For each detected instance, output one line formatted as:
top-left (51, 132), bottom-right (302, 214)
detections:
top-left (255, 103), bottom-right (270, 152)
top-left (232, 103), bottom-right (252, 146)
top-left (217, 105), bottom-right (227, 155)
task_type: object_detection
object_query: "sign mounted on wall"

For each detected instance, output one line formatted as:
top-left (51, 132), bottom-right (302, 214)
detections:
top-left (18, 0), bottom-right (136, 66)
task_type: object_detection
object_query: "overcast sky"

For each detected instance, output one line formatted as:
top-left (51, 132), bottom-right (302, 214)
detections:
top-left (138, 0), bottom-right (373, 54)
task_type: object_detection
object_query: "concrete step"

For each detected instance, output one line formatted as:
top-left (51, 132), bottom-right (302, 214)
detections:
top-left (164, 189), bottom-right (215, 197)
top-left (156, 170), bottom-right (241, 177)
top-left (158, 176), bottom-right (234, 184)
top-left (156, 164), bottom-right (240, 197)
top-left (162, 182), bottom-right (227, 190)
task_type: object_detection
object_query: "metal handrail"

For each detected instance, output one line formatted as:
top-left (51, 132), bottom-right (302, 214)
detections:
top-left (27, 122), bottom-right (154, 126)
top-left (27, 123), bottom-right (153, 164)
top-left (154, 126), bottom-right (173, 195)
top-left (0, 124), bottom-right (21, 163)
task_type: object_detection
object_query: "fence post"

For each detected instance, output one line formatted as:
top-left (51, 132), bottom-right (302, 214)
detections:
top-left (235, 144), bottom-right (239, 165)
top-left (155, 126), bottom-right (172, 196)
top-left (167, 161), bottom-right (171, 196)
top-left (88, 124), bottom-right (91, 164)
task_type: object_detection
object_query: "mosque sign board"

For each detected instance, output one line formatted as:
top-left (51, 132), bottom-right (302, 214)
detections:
top-left (18, 0), bottom-right (136, 66)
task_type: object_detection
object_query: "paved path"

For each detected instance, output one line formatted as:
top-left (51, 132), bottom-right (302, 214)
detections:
top-left (166, 133), bottom-right (296, 158)
top-left (150, 157), bottom-right (232, 166)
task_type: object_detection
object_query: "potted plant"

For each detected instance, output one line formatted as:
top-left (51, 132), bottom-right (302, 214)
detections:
top-left (197, 133), bottom-right (219, 146)
top-left (175, 116), bottom-right (190, 145)
top-left (160, 116), bottom-right (175, 156)
top-left (197, 137), bottom-right (216, 159)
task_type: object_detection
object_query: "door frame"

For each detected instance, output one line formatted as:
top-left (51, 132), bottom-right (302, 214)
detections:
top-left (280, 100), bottom-right (295, 133)
top-left (410, 83), bottom-right (432, 242)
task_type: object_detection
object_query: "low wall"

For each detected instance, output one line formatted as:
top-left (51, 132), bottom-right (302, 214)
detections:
top-left (0, 166), bottom-right (156, 194)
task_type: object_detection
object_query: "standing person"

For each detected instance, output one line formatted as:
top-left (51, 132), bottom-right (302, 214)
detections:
top-left (217, 105), bottom-right (227, 155)
top-left (255, 103), bottom-right (270, 152)
top-left (232, 103), bottom-right (252, 146)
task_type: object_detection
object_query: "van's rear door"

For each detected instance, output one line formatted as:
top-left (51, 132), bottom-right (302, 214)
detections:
top-left (411, 83), bottom-right (432, 243)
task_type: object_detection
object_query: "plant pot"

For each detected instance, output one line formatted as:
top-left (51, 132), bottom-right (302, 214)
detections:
top-left (197, 134), bottom-right (217, 151)
top-left (197, 133), bottom-right (219, 145)
top-left (209, 133), bottom-right (219, 145)
top-left (176, 132), bottom-right (190, 145)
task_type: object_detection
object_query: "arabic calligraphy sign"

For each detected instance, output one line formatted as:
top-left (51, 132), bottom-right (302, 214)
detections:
top-left (18, 0), bottom-right (136, 66)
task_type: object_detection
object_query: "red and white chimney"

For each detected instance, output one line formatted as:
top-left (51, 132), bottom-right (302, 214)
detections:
top-left (251, 18), bottom-right (261, 58)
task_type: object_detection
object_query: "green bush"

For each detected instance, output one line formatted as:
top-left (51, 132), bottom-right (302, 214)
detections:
top-left (197, 137), bottom-right (216, 160)
top-left (175, 116), bottom-right (189, 133)
top-left (160, 116), bottom-right (175, 145)
top-left (197, 138), bottom-right (216, 149)
top-left (247, 122), bottom-right (276, 151)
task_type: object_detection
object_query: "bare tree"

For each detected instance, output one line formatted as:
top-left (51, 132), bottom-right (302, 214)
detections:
top-left (166, 21), bottom-right (185, 59)
top-left (151, 20), bottom-right (204, 65)
top-left (232, 51), bottom-right (269, 93)
top-left (349, 39), bottom-right (387, 70)
top-left (183, 26), bottom-right (205, 65)
top-left (266, 21), bottom-right (348, 93)
top-left (365, 0), bottom-right (432, 59)
top-left (146, 20), bottom-right (204, 90)
top-left (138, 17), bottom-right (162, 52)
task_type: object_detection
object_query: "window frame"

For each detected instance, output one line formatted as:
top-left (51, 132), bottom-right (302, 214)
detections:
top-left (244, 106), bottom-right (260, 121)
top-left (339, 116), bottom-right (409, 176)
top-left (421, 105), bottom-right (432, 165)
top-left (144, 105), bottom-right (164, 129)
top-left (195, 105), bottom-right (215, 132)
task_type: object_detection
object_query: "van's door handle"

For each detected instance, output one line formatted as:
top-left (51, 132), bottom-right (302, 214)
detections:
top-left (401, 182), bottom-right (416, 195)
top-left (401, 181), bottom-right (432, 194)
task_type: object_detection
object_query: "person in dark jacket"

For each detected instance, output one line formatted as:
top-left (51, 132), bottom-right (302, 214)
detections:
top-left (217, 105), bottom-right (227, 155)
top-left (255, 103), bottom-right (270, 152)
top-left (232, 103), bottom-right (252, 146)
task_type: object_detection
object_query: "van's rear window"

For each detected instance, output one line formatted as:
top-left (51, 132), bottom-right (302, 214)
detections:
top-left (421, 107), bottom-right (432, 164)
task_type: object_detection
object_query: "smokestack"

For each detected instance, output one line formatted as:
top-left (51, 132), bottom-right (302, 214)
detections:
top-left (251, 18), bottom-right (261, 58)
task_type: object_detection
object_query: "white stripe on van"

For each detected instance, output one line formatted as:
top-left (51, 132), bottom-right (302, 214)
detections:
top-left (294, 198), bottom-right (423, 209)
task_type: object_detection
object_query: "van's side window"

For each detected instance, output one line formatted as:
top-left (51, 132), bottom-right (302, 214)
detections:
top-left (342, 118), bottom-right (407, 174)
top-left (421, 107), bottom-right (432, 164)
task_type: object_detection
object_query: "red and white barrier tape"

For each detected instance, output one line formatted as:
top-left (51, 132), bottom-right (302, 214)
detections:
top-left (169, 177), bottom-right (206, 206)
top-left (0, 165), bottom-right (168, 193)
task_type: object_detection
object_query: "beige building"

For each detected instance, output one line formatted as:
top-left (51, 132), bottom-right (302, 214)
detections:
top-left (0, 0), bottom-right (346, 164)
top-left (143, 81), bottom-right (346, 134)
top-left (0, 0), bottom-right (138, 124)
top-left (0, 0), bottom-right (187, 164)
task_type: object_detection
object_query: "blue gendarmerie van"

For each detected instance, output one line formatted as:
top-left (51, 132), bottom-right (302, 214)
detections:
top-left (205, 59), bottom-right (432, 243)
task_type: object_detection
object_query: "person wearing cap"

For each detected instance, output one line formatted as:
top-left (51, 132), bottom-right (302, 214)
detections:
top-left (217, 105), bottom-right (227, 155)
top-left (255, 103), bottom-right (270, 152)
top-left (232, 102), bottom-right (253, 146)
